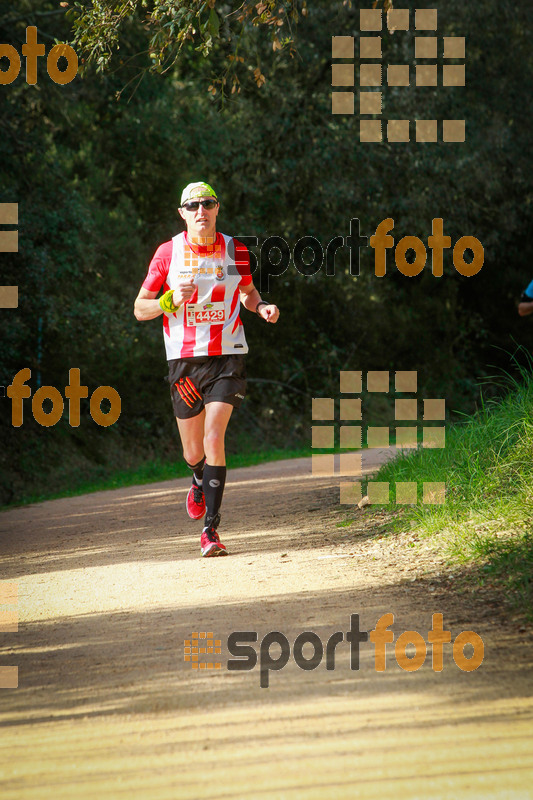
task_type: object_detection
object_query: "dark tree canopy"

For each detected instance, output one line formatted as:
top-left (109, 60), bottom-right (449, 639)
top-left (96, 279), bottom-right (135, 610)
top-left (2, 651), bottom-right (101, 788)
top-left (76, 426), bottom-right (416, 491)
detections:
top-left (1, 0), bottom-right (532, 503)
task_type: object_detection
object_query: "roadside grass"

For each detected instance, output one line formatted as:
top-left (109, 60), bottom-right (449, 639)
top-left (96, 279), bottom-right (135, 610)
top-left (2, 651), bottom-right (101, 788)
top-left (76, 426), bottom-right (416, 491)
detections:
top-left (3, 440), bottom-right (369, 510)
top-left (1, 447), bottom-right (313, 509)
top-left (374, 365), bottom-right (533, 619)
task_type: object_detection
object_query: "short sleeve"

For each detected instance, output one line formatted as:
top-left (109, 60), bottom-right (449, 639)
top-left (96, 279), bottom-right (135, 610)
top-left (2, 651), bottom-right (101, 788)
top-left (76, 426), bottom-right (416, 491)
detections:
top-left (142, 240), bottom-right (173, 292)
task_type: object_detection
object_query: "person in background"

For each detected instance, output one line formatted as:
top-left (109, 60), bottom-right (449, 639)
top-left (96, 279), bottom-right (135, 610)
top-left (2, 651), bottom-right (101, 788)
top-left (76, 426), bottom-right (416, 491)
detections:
top-left (518, 279), bottom-right (533, 317)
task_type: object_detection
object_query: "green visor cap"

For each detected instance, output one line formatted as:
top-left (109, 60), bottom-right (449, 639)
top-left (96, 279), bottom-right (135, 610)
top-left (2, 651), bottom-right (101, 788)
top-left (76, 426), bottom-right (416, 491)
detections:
top-left (180, 182), bottom-right (218, 205)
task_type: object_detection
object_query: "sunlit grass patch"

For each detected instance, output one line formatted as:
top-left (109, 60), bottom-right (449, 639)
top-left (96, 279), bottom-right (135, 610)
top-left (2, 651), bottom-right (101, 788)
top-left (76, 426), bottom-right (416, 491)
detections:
top-left (374, 361), bottom-right (533, 618)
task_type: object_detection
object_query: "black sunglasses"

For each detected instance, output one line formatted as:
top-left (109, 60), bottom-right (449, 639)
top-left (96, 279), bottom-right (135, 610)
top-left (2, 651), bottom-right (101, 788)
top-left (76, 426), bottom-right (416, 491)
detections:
top-left (182, 199), bottom-right (218, 211)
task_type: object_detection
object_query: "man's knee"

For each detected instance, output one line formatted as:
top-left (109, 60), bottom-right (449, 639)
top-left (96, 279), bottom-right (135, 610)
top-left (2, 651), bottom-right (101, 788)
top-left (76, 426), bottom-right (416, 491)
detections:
top-left (185, 456), bottom-right (205, 471)
top-left (204, 430), bottom-right (225, 457)
top-left (183, 446), bottom-right (205, 465)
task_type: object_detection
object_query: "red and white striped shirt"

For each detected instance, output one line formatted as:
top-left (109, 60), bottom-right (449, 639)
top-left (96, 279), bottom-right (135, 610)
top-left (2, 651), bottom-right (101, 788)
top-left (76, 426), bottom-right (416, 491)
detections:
top-left (143, 232), bottom-right (252, 360)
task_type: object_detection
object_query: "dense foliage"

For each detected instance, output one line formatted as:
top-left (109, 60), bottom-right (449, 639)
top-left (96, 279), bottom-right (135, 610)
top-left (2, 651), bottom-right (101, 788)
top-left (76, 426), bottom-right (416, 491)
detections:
top-left (1, 0), bottom-right (532, 504)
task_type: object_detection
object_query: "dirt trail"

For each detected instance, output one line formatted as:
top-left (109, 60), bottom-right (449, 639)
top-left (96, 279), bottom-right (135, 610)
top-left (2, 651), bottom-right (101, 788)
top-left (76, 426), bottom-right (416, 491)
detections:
top-left (1, 449), bottom-right (532, 799)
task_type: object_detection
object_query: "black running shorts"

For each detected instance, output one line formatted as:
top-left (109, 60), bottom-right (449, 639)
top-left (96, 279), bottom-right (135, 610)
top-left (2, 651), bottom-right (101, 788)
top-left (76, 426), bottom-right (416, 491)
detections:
top-left (168, 355), bottom-right (247, 419)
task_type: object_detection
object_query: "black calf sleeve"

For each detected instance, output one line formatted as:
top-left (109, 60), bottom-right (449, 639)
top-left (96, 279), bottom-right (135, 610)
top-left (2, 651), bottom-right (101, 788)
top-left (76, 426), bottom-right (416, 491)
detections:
top-left (203, 464), bottom-right (227, 523)
top-left (185, 457), bottom-right (206, 484)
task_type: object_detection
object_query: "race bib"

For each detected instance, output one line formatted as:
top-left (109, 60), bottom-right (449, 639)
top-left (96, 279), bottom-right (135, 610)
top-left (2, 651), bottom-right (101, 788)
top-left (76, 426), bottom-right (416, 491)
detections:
top-left (186, 301), bottom-right (226, 326)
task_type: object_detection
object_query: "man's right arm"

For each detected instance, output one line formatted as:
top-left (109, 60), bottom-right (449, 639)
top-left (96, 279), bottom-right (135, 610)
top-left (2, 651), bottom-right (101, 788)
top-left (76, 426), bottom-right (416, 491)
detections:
top-left (134, 288), bottom-right (163, 321)
top-left (134, 283), bottom-right (198, 321)
top-left (134, 241), bottom-right (172, 321)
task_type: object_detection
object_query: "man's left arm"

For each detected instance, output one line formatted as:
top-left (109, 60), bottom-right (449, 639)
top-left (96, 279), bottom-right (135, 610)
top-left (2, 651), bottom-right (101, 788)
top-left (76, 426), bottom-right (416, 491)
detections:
top-left (240, 281), bottom-right (280, 323)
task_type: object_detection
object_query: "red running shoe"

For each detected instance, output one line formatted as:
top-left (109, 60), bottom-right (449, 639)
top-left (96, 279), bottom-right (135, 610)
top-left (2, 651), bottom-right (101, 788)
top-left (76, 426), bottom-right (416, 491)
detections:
top-left (186, 482), bottom-right (206, 520)
top-left (200, 515), bottom-right (227, 557)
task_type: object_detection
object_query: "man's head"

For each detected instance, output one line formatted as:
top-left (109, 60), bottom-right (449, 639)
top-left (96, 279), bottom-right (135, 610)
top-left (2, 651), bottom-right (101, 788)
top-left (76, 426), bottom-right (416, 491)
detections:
top-left (178, 182), bottom-right (219, 241)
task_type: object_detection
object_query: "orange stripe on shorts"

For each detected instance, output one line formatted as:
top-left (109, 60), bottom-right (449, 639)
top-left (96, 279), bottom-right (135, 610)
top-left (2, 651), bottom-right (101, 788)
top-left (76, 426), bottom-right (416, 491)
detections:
top-left (175, 382), bottom-right (194, 408)
top-left (184, 377), bottom-right (202, 401)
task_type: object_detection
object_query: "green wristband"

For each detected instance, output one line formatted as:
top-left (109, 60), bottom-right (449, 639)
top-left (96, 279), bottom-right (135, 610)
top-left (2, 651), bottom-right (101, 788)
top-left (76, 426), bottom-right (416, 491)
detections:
top-left (159, 288), bottom-right (180, 313)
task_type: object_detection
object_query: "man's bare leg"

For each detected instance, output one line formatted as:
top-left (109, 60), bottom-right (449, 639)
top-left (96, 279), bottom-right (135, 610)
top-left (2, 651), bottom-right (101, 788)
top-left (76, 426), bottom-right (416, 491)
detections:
top-left (203, 401), bottom-right (233, 465)
top-left (177, 410), bottom-right (206, 520)
top-left (176, 409), bottom-right (206, 466)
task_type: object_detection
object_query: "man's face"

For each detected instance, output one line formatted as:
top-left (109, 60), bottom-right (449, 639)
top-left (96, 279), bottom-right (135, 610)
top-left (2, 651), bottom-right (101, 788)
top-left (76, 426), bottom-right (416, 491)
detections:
top-left (178, 196), bottom-right (219, 241)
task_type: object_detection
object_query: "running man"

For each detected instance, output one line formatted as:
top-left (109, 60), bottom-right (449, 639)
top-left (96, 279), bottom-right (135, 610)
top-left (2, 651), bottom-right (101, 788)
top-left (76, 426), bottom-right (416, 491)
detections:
top-left (518, 279), bottom-right (533, 317)
top-left (134, 182), bottom-right (279, 557)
